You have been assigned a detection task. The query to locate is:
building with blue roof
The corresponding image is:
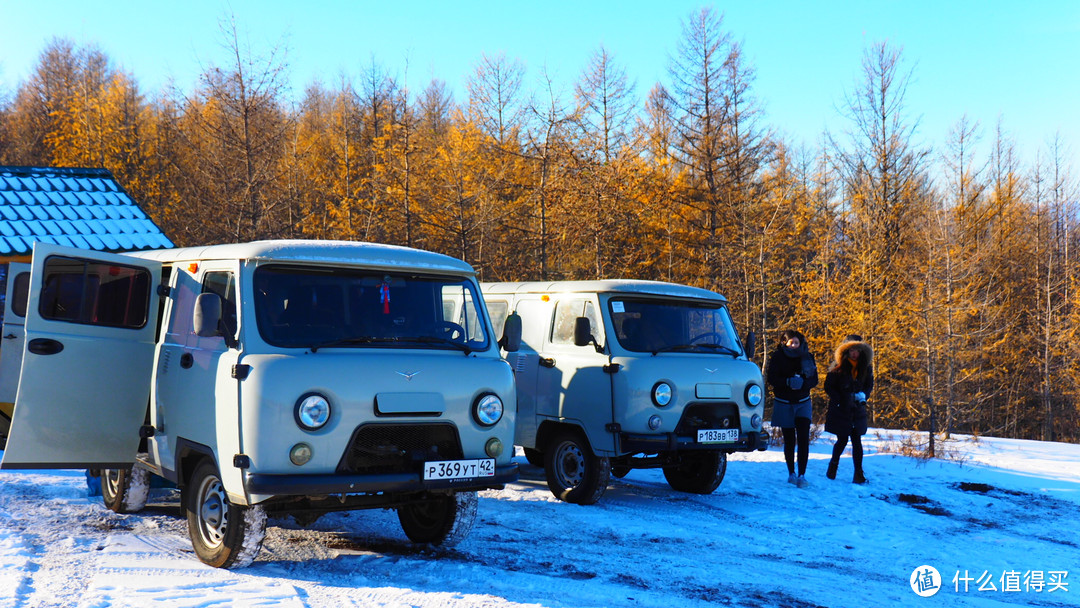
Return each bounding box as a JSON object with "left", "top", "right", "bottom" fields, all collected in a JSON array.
[
  {"left": 0, "top": 166, "right": 172, "bottom": 259},
  {"left": 0, "top": 165, "right": 173, "bottom": 322}
]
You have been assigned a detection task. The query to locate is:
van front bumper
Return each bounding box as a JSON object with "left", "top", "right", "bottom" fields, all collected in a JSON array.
[
  {"left": 620, "top": 430, "right": 769, "bottom": 454},
  {"left": 246, "top": 463, "right": 518, "bottom": 496}
]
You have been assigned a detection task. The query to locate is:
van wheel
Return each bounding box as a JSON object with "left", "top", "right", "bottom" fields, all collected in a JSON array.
[
  {"left": 523, "top": 448, "right": 544, "bottom": 468},
  {"left": 397, "top": 491, "right": 477, "bottom": 547},
  {"left": 184, "top": 461, "right": 266, "bottom": 569},
  {"left": 545, "top": 430, "right": 610, "bottom": 505},
  {"left": 663, "top": 451, "right": 727, "bottom": 494},
  {"left": 101, "top": 467, "right": 150, "bottom": 513}
]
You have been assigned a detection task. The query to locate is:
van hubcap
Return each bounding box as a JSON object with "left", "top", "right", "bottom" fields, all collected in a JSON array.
[
  {"left": 197, "top": 477, "right": 229, "bottom": 547},
  {"left": 554, "top": 441, "right": 585, "bottom": 487}
]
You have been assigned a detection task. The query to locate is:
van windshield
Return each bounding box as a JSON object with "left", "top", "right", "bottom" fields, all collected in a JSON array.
[
  {"left": 254, "top": 265, "right": 490, "bottom": 351},
  {"left": 609, "top": 298, "right": 743, "bottom": 356}
]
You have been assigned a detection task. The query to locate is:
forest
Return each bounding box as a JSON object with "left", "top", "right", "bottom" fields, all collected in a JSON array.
[{"left": 0, "top": 8, "right": 1076, "bottom": 446}]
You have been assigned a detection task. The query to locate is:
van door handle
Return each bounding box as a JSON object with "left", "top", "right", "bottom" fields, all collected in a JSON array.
[
  {"left": 3, "top": 333, "right": 16, "bottom": 340},
  {"left": 539, "top": 357, "right": 556, "bottom": 368},
  {"left": 180, "top": 353, "right": 194, "bottom": 369},
  {"left": 27, "top": 338, "right": 64, "bottom": 355}
]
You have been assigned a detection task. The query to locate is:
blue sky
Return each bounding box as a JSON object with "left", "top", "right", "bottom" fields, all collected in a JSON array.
[{"left": 1, "top": 0, "right": 1077, "bottom": 173}]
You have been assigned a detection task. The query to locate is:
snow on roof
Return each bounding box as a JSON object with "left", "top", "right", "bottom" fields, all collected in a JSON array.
[
  {"left": 127, "top": 239, "right": 476, "bottom": 275},
  {"left": 481, "top": 279, "right": 727, "bottom": 302}
]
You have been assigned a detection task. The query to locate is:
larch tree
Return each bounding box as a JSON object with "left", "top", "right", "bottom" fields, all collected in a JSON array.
[
  {"left": 831, "top": 41, "right": 931, "bottom": 428},
  {"left": 571, "top": 46, "right": 639, "bottom": 279},
  {"left": 180, "top": 16, "right": 294, "bottom": 243},
  {"left": 666, "top": 7, "right": 735, "bottom": 290}
]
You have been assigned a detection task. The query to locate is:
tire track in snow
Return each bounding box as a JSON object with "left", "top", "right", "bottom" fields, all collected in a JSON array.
[{"left": 0, "top": 473, "right": 107, "bottom": 608}]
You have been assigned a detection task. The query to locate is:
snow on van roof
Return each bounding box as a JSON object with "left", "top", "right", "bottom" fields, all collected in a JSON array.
[
  {"left": 481, "top": 279, "right": 727, "bottom": 302},
  {"left": 127, "top": 240, "right": 475, "bottom": 274}
]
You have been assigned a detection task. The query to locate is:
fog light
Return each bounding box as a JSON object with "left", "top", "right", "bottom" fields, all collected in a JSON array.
[
  {"left": 751, "top": 414, "right": 762, "bottom": 429},
  {"left": 648, "top": 415, "right": 662, "bottom": 431},
  {"left": 290, "top": 443, "right": 313, "bottom": 466},
  {"left": 485, "top": 437, "right": 504, "bottom": 458}
]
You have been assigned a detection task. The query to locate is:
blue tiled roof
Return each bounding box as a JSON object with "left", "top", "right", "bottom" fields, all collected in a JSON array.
[{"left": 0, "top": 166, "right": 173, "bottom": 256}]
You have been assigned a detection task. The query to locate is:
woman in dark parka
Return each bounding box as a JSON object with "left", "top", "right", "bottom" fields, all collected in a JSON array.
[
  {"left": 765, "top": 329, "right": 818, "bottom": 488},
  {"left": 823, "top": 335, "right": 874, "bottom": 484}
]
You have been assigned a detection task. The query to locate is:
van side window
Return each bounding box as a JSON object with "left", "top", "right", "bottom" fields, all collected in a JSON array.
[
  {"left": 486, "top": 300, "right": 509, "bottom": 340},
  {"left": 551, "top": 299, "right": 602, "bottom": 346},
  {"left": 38, "top": 256, "right": 150, "bottom": 329},
  {"left": 201, "top": 271, "right": 238, "bottom": 339},
  {"left": 11, "top": 271, "right": 29, "bottom": 318},
  {"left": 154, "top": 267, "right": 173, "bottom": 343}
]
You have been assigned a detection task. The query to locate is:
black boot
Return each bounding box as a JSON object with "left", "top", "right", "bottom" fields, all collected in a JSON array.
[
  {"left": 853, "top": 470, "right": 867, "bottom": 484},
  {"left": 826, "top": 460, "right": 837, "bottom": 480}
]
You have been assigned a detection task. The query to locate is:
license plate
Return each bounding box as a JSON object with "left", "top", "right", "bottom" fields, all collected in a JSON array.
[
  {"left": 697, "top": 429, "right": 739, "bottom": 444},
  {"left": 423, "top": 458, "right": 495, "bottom": 481}
]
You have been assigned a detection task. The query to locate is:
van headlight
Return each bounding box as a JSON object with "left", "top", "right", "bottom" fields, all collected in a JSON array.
[
  {"left": 745, "top": 384, "right": 763, "bottom": 407},
  {"left": 652, "top": 382, "right": 673, "bottom": 407},
  {"left": 474, "top": 393, "right": 504, "bottom": 426},
  {"left": 295, "top": 393, "right": 331, "bottom": 430}
]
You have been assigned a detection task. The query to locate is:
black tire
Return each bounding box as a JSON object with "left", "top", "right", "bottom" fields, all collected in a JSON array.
[
  {"left": 523, "top": 448, "right": 544, "bottom": 468},
  {"left": 101, "top": 467, "right": 150, "bottom": 513},
  {"left": 183, "top": 460, "right": 266, "bottom": 569},
  {"left": 544, "top": 430, "right": 610, "bottom": 505},
  {"left": 397, "top": 491, "right": 477, "bottom": 547},
  {"left": 663, "top": 451, "right": 727, "bottom": 494}
]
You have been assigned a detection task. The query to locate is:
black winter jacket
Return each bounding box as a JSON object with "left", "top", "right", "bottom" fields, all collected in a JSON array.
[
  {"left": 823, "top": 340, "right": 874, "bottom": 436},
  {"left": 765, "top": 344, "right": 818, "bottom": 403}
]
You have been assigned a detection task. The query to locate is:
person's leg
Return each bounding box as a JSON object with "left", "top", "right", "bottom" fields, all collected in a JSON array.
[
  {"left": 851, "top": 433, "right": 866, "bottom": 483},
  {"left": 782, "top": 427, "right": 796, "bottom": 476},
  {"left": 827, "top": 433, "right": 848, "bottom": 480},
  {"left": 794, "top": 417, "right": 811, "bottom": 477}
]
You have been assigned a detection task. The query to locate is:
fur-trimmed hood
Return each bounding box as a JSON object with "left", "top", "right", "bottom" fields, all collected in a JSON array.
[{"left": 831, "top": 339, "right": 873, "bottom": 371}]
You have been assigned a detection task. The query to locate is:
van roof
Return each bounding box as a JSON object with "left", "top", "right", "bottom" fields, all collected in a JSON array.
[
  {"left": 481, "top": 279, "right": 727, "bottom": 303},
  {"left": 127, "top": 240, "right": 475, "bottom": 275}
]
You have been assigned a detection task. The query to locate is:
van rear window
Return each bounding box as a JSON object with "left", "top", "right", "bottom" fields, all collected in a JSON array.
[{"left": 39, "top": 256, "right": 150, "bottom": 329}]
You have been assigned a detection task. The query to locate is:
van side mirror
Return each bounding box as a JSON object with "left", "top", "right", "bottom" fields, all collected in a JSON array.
[
  {"left": 744, "top": 330, "right": 756, "bottom": 360},
  {"left": 194, "top": 293, "right": 223, "bottom": 338},
  {"left": 499, "top": 312, "right": 522, "bottom": 352},
  {"left": 574, "top": 317, "right": 603, "bottom": 352}
]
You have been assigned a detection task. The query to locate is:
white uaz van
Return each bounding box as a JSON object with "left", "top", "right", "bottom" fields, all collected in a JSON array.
[
  {"left": 1, "top": 240, "right": 520, "bottom": 568},
  {"left": 482, "top": 280, "right": 767, "bottom": 504}
]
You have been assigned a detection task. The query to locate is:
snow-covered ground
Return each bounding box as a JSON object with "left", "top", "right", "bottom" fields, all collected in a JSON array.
[{"left": 1, "top": 430, "right": 1078, "bottom": 608}]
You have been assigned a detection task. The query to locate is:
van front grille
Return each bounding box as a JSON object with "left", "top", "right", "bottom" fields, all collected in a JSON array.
[
  {"left": 337, "top": 423, "right": 463, "bottom": 475},
  {"left": 674, "top": 403, "right": 740, "bottom": 436}
]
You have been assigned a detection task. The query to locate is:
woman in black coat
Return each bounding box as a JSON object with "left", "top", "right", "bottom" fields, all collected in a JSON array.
[
  {"left": 823, "top": 335, "right": 874, "bottom": 484},
  {"left": 765, "top": 329, "right": 818, "bottom": 487}
]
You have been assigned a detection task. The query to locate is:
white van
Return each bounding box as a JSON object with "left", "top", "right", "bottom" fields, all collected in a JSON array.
[
  {"left": 482, "top": 280, "right": 767, "bottom": 504},
  {"left": 0, "top": 262, "right": 29, "bottom": 448},
  {"left": 1, "top": 240, "right": 520, "bottom": 568}
]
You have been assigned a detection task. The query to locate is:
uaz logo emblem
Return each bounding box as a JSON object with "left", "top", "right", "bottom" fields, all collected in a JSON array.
[
  {"left": 396, "top": 370, "right": 421, "bottom": 381},
  {"left": 705, "top": 367, "right": 718, "bottom": 373}
]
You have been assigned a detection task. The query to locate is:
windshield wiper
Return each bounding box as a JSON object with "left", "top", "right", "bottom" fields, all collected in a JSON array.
[
  {"left": 690, "top": 342, "right": 741, "bottom": 356},
  {"left": 309, "top": 335, "right": 388, "bottom": 352},
  {"left": 310, "top": 334, "right": 473, "bottom": 354},
  {"left": 651, "top": 343, "right": 740, "bottom": 357},
  {"left": 393, "top": 335, "right": 472, "bottom": 355}
]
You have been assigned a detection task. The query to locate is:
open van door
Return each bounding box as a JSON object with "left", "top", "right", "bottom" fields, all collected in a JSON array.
[
  {"left": 0, "top": 262, "right": 30, "bottom": 446},
  {"left": 1, "top": 243, "right": 161, "bottom": 469}
]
